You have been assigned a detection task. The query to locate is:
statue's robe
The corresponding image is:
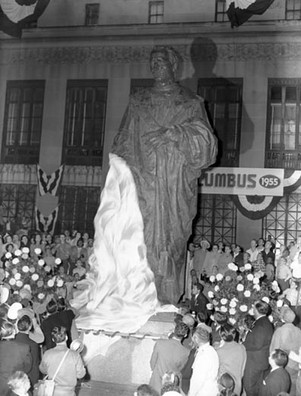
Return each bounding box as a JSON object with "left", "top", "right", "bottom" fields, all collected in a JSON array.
[{"left": 112, "top": 84, "right": 217, "bottom": 303}]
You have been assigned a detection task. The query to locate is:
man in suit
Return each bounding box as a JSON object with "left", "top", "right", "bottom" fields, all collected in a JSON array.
[
  {"left": 259, "top": 349, "right": 291, "bottom": 396},
  {"left": 15, "top": 315, "right": 40, "bottom": 390},
  {"left": 149, "top": 321, "right": 190, "bottom": 393},
  {"left": 190, "top": 282, "right": 209, "bottom": 322},
  {"left": 243, "top": 300, "right": 274, "bottom": 396}
]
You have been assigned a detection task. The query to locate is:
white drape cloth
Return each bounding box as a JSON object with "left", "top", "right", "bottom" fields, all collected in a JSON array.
[{"left": 71, "top": 154, "right": 159, "bottom": 333}]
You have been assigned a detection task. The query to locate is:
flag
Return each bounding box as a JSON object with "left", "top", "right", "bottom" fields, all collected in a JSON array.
[
  {"left": 0, "top": 0, "right": 50, "bottom": 38},
  {"left": 37, "top": 164, "right": 64, "bottom": 196},
  {"left": 35, "top": 206, "right": 58, "bottom": 234},
  {"left": 226, "top": 0, "right": 275, "bottom": 28}
]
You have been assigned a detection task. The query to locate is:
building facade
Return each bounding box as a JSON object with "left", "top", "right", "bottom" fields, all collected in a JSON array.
[{"left": 0, "top": 0, "right": 300, "bottom": 248}]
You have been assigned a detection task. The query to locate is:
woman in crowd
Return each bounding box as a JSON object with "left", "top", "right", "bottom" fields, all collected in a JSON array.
[
  {"left": 215, "top": 324, "right": 246, "bottom": 396},
  {"left": 39, "top": 326, "right": 86, "bottom": 396},
  {"left": 30, "top": 233, "right": 44, "bottom": 259},
  {"left": 20, "top": 235, "right": 30, "bottom": 249},
  {"left": 41, "top": 298, "right": 78, "bottom": 351}
]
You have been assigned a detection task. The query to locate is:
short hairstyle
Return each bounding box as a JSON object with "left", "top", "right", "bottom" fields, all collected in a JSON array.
[
  {"left": 137, "top": 384, "right": 159, "bottom": 396},
  {"left": 46, "top": 299, "right": 58, "bottom": 314},
  {"left": 150, "top": 46, "right": 181, "bottom": 74},
  {"left": 192, "top": 326, "right": 210, "bottom": 345},
  {"left": 220, "top": 323, "right": 237, "bottom": 342},
  {"left": 174, "top": 322, "right": 189, "bottom": 339},
  {"left": 0, "top": 320, "right": 15, "bottom": 339},
  {"left": 194, "top": 282, "right": 204, "bottom": 292},
  {"left": 219, "top": 372, "right": 235, "bottom": 393},
  {"left": 254, "top": 300, "right": 270, "bottom": 316},
  {"left": 17, "top": 315, "right": 32, "bottom": 332},
  {"left": 7, "top": 371, "right": 30, "bottom": 392},
  {"left": 51, "top": 326, "right": 67, "bottom": 344},
  {"left": 196, "top": 311, "right": 207, "bottom": 323},
  {"left": 161, "top": 383, "right": 181, "bottom": 396},
  {"left": 271, "top": 349, "right": 288, "bottom": 368}
]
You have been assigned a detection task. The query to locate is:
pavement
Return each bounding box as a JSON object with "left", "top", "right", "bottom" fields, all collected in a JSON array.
[{"left": 76, "top": 381, "right": 137, "bottom": 396}]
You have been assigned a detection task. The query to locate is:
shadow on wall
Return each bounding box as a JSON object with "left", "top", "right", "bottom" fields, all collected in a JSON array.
[{"left": 180, "top": 36, "right": 254, "bottom": 163}]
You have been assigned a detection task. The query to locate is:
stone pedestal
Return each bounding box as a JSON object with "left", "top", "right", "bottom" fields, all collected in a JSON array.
[{"left": 79, "top": 311, "right": 176, "bottom": 385}]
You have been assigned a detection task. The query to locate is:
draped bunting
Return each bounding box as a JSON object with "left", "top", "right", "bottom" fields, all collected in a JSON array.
[
  {"left": 36, "top": 164, "right": 64, "bottom": 196},
  {"left": 226, "top": 0, "right": 275, "bottom": 28},
  {"left": 0, "top": 0, "right": 50, "bottom": 38},
  {"left": 230, "top": 170, "right": 301, "bottom": 219},
  {"left": 35, "top": 206, "right": 58, "bottom": 234}
]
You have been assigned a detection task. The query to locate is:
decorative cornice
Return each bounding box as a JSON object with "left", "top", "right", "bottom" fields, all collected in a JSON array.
[
  {"left": 62, "top": 165, "right": 102, "bottom": 187},
  {"left": 1, "top": 41, "right": 301, "bottom": 65},
  {"left": 0, "top": 163, "right": 102, "bottom": 187},
  {"left": 0, "top": 164, "right": 36, "bottom": 184}
]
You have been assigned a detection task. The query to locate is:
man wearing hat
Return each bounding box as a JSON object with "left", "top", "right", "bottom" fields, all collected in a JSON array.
[{"left": 269, "top": 306, "right": 301, "bottom": 396}]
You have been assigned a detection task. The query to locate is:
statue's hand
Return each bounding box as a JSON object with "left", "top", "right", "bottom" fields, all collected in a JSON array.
[{"left": 143, "top": 127, "right": 171, "bottom": 150}]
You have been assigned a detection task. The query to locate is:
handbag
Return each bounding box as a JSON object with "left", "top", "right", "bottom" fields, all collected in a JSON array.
[{"left": 34, "top": 349, "right": 69, "bottom": 396}]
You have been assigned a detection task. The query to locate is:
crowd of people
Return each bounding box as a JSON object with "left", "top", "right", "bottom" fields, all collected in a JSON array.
[
  {"left": 0, "top": 229, "right": 94, "bottom": 287},
  {"left": 139, "top": 235, "right": 301, "bottom": 396},
  {"left": 0, "top": 228, "right": 91, "bottom": 396},
  {"left": 1, "top": 229, "right": 301, "bottom": 396}
]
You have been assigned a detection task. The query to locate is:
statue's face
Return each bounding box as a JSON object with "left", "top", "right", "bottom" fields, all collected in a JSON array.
[{"left": 150, "top": 50, "right": 174, "bottom": 83}]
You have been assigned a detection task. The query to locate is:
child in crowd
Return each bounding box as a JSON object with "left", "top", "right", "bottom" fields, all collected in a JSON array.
[
  {"left": 135, "top": 384, "right": 159, "bottom": 396},
  {"left": 218, "top": 373, "right": 237, "bottom": 396},
  {"left": 279, "top": 281, "right": 298, "bottom": 307},
  {"left": 263, "top": 262, "right": 275, "bottom": 285},
  {"left": 7, "top": 371, "right": 31, "bottom": 396},
  {"left": 72, "top": 259, "right": 86, "bottom": 280},
  {"left": 276, "top": 257, "right": 292, "bottom": 292},
  {"left": 161, "top": 371, "right": 184, "bottom": 395}
]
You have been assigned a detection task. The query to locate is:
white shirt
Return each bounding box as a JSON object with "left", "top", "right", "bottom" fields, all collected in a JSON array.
[
  {"left": 246, "top": 248, "right": 259, "bottom": 263},
  {"left": 189, "top": 342, "right": 219, "bottom": 396}
]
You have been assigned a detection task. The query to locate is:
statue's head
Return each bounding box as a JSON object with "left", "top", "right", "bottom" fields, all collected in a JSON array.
[{"left": 150, "top": 46, "right": 180, "bottom": 84}]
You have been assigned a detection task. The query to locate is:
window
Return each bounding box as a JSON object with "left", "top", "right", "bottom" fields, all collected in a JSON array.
[
  {"left": 263, "top": 193, "right": 301, "bottom": 248},
  {"left": 198, "top": 78, "right": 243, "bottom": 167},
  {"left": 1, "top": 81, "right": 45, "bottom": 164},
  {"left": 193, "top": 194, "right": 237, "bottom": 245},
  {"left": 149, "top": 1, "right": 164, "bottom": 24},
  {"left": 63, "top": 80, "right": 108, "bottom": 166},
  {"left": 0, "top": 184, "right": 36, "bottom": 229},
  {"left": 85, "top": 3, "right": 100, "bottom": 26},
  {"left": 266, "top": 79, "right": 301, "bottom": 169},
  {"left": 58, "top": 186, "right": 100, "bottom": 236},
  {"left": 215, "top": 0, "right": 228, "bottom": 22},
  {"left": 286, "top": 0, "right": 301, "bottom": 20}
]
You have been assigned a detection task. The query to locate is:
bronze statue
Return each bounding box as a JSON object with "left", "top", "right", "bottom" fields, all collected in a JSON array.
[{"left": 112, "top": 46, "right": 217, "bottom": 303}]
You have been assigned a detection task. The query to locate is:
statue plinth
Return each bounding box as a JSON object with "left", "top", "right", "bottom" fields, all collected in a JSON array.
[{"left": 79, "top": 312, "right": 176, "bottom": 385}]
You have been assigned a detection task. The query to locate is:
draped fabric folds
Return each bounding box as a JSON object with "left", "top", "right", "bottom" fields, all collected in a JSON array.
[{"left": 71, "top": 154, "right": 159, "bottom": 333}]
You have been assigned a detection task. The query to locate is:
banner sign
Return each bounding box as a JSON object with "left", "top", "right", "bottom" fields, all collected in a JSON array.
[{"left": 200, "top": 167, "right": 284, "bottom": 196}]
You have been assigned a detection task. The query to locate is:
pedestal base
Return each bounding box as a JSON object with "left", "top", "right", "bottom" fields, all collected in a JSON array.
[{"left": 79, "top": 311, "right": 176, "bottom": 385}]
